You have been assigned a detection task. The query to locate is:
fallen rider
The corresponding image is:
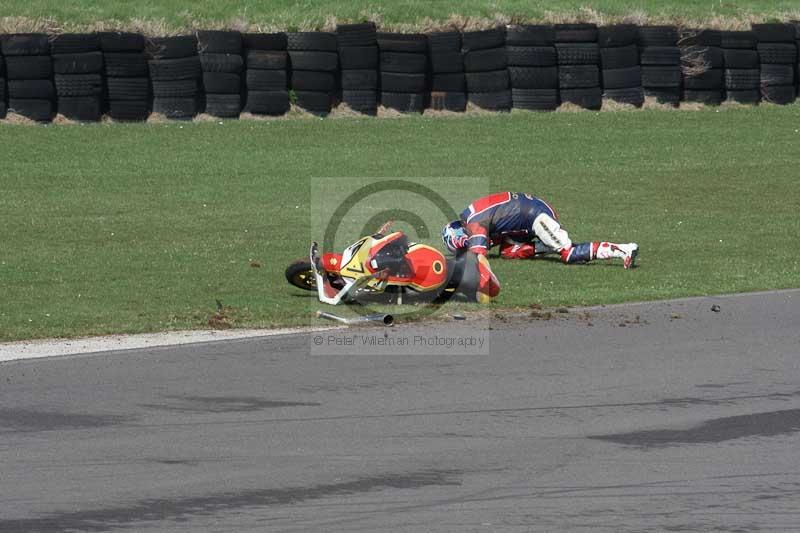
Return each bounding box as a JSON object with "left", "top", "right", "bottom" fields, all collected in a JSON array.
[{"left": 442, "top": 192, "right": 639, "bottom": 268}]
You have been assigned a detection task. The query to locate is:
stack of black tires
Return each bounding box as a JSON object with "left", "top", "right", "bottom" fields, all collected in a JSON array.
[
  {"left": 555, "top": 23, "right": 601, "bottom": 110},
  {"left": 337, "top": 22, "right": 379, "bottom": 115},
  {"left": 3, "top": 33, "right": 54, "bottom": 121},
  {"left": 242, "top": 33, "right": 289, "bottom": 116},
  {"left": 753, "top": 24, "right": 797, "bottom": 105},
  {"left": 463, "top": 27, "right": 510, "bottom": 111},
  {"left": 51, "top": 33, "right": 104, "bottom": 121},
  {"left": 101, "top": 32, "right": 150, "bottom": 121},
  {"left": 198, "top": 31, "right": 243, "bottom": 118},
  {"left": 720, "top": 30, "right": 760, "bottom": 104},
  {"left": 795, "top": 22, "right": 800, "bottom": 96},
  {"left": 638, "top": 26, "right": 681, "bottom": 106},
  {"left": 506, "top": 25, "right": 559, "bottom": 111},
  {"left": 0, "top": 49, "right": 5, "bottom": 118},
  {"left": 288, "top": 32, "right": 338, "bottom": 115},
  {"left": 428, "top": 31, "right": 466, "bottom": 112},
  {"left": 599, "top": 24, "right": 643, "bottom": 107},
  {"left": 378, "top": 32, "right": 428, "bottom": 113},
  {"left": 680, "top": 29, "right": 724, "bottom": 105},
  {"left": 147, "top": 36, "right": 201, "bottom": 119}
]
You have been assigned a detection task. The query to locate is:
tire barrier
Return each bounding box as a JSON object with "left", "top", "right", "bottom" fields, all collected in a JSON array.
[
  {"left": 463, "top": 27, "right": 510, "bottom": 111},
  {"left": 198, "top": 30, "right": 243, "bottom": 118},
  {"left": 288, "top": 31, "right": 338, "bottom": 114},
  {"left": 1, "top": 24, "right": 799, "bottom": 122},
  {"left": 0, "top": 53, "right": 5, "bottom": 118},
  {"left": 243, "top": 32, "right": 289, "bottom": 116},
  {"left": 721, "top": 30, "right": 760, "bottom": 104},
  {"left": 680, "top": 29, "right": 724, "bottom": 105},
  {"left": 337, "top": 22, "right": 379, "bottom": 115},
  {"left": 639, "top": 25, "right": 681, "bottom": 106},
  {"left": 52, "top": 33, "right": 103, "bottom": 121},
  {"left": 795, "top": 22, "right": 800, "bottom": 97},
  {"left": 599, "top": 24, "right": 643, "bottom": 107},
  {"left": 147, "top": 35, "right": 201, "bottom": 119},
  {"left": 102, "top": 32, "right": 150, "bottom": 121},
  {"left": 753, "top": 23, "right": 797, "bottom": 105},
  {"left": 429, "top": 30, "right": 466, "bottom": 112},
  {"left": 555, "top": 23, "right": 602, "bottom": 110},
  {"left": 506, "top": 25, "right": 558, "bottom": 111},
  {"left": 378, "top": 32, "right": 428, "bottom": 113},
  {"left": 3, "top": 33, "right": 54, "bottom": 121}
]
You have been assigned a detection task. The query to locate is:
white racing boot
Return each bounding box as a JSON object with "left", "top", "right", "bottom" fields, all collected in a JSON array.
[{"left": 595, "top": 242, "right": 639, "bottom": 269}]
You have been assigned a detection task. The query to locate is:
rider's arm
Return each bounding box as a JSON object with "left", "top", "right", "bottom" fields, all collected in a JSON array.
[{"left": 465, "top": 222, "right": 489, "bottom": 255}]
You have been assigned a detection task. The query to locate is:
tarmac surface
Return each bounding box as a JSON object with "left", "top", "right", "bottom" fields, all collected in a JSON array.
[{"left": 1, "top": 289, "right": 799, "bottom": 532}]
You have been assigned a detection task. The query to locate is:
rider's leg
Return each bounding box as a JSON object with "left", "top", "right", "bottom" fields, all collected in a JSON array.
[
  {"left": 532, "top": 213, "right": 638, "bottom": 268},
  {"left": 500, "top": 238, "right": 536, "bottom": 259}
]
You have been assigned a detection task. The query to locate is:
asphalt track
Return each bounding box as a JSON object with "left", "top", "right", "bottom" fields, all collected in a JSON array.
[{"left": 1, "top": 290, "right": 799, "bottom": 532}]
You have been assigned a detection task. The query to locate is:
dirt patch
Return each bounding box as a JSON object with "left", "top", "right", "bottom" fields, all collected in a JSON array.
[
  {"left": 601, "top": 99, "right": 641, "bottom": 112},
  {"left": 376, "top": 106, "right": 418, "bottom": 119},
  {"left": 145, "top": 113, "right": 171, "bottom": 124},
  {"left": 464, "top": 102, "right": 508, "bottom": 116},
  {"left": 207, "top": 301, "right": 249, "bottom": 330},
  {"left": 677, "top": 101, "right": 707, "bottom": 111},
  {"left": 52, "top": 114, "right": 82, "bottom": 125},
  {"left": 1, "top": 112, "right": 46, "bottom": 126},
  {"left": 329, "top": 104, "right": 375, "bottom": 119},
  {"left": 719, "top": 100, "right": 753, "bottom": 110},
  {"left": 192, "top": 113, "right": 224, "bottom": 123},
  {"left": 555, "top": 102, "right": 589, "bottom": 113},
  {"left": 642, "top": 96, "right": 678, "bottom": 110},
  {"left": 529, "top": 309, "right": 553, "bottom": 321},
  {"left": 423, "top": 108, "right": 467, "bottom": 118}
]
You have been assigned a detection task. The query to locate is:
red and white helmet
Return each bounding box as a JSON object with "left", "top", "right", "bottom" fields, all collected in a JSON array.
[{"left": 441, "top": 220, "right": 468, "bottom": 254}]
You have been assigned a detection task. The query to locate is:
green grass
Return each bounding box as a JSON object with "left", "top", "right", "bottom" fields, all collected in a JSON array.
[
  {"left": 2, "top": 0, "right": 800, "bottom": 31},
  {"left": 1, "top": 105, "right": 799, "bottom": 341}
]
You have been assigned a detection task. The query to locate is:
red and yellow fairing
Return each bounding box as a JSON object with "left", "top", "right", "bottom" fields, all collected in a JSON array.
[{"left": 402, "top": 243, "right": 448, "bottom": 291}]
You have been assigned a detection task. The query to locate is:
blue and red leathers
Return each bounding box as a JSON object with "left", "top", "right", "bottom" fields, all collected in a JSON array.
[
  {"left": 460, "top": 192, "right": 557, "bottom": 253},
  {"left": 458, "top": 192, "right": 602, "bottom": 263}
]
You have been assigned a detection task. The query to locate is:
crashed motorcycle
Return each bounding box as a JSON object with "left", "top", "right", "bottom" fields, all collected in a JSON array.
[{"left": 284, "top": 230, "right": 500, "bottom": 305}]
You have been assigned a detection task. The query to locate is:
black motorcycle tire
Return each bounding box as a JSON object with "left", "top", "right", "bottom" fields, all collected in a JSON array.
[{"left": 285, "top": 260, "right": 317, "bottom": 291}]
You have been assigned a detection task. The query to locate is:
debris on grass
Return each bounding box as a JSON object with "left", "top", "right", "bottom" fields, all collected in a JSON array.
[
  {"left": 329, "top": 104, "right": 375, "bottom": 119},
  {"left": 642, "top": 96, "right": 678, "bottom": 110},
  {"left": 52, "top": 114, "right": 81, "bottom": 125},
  {"left": 530, "top": 309, "right": 553, "bottom": 320},
  {"left": 146, "top": 113, "right": 171, "bottom": 124},
  {"left": 678, "top": 101, "right": 706, "bottom": 111},
  {"left": 601, "top": 99, "right": 641, "bottom": 112},
  {"left": 1, "top": 112, "right": 44, "bottom": 126},
  {"left": 555, "top": 102, "right": 587, "bottom": 113},
  {"left": 422, "top": 108, "right": 467, "bottom": 118},
  {"left": 465, "top": 102, "right": 508, "bottom": 116},
  {"left": 376, "top": 106, "right": 414, "bottom": 119},
  {"left": 207, "top": 300, "right": 249, "bottom": 329}
]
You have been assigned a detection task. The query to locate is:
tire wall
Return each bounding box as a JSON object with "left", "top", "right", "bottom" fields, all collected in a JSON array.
[{"left": 1, "top": 23, "right": 799, "bottom": 122}]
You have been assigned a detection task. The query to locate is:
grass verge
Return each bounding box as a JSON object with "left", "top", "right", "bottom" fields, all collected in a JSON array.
[
  {"left": 1, "top": 1, "right": 799, "bottom": 33},
  {"left": 1, "top": 105, "right": 799, "bottom": 341}
]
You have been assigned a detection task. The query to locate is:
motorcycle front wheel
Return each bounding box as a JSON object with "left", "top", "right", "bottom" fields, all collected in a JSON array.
[{"left": 285, "top": 260, "right": 317, "bottom": 291}]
